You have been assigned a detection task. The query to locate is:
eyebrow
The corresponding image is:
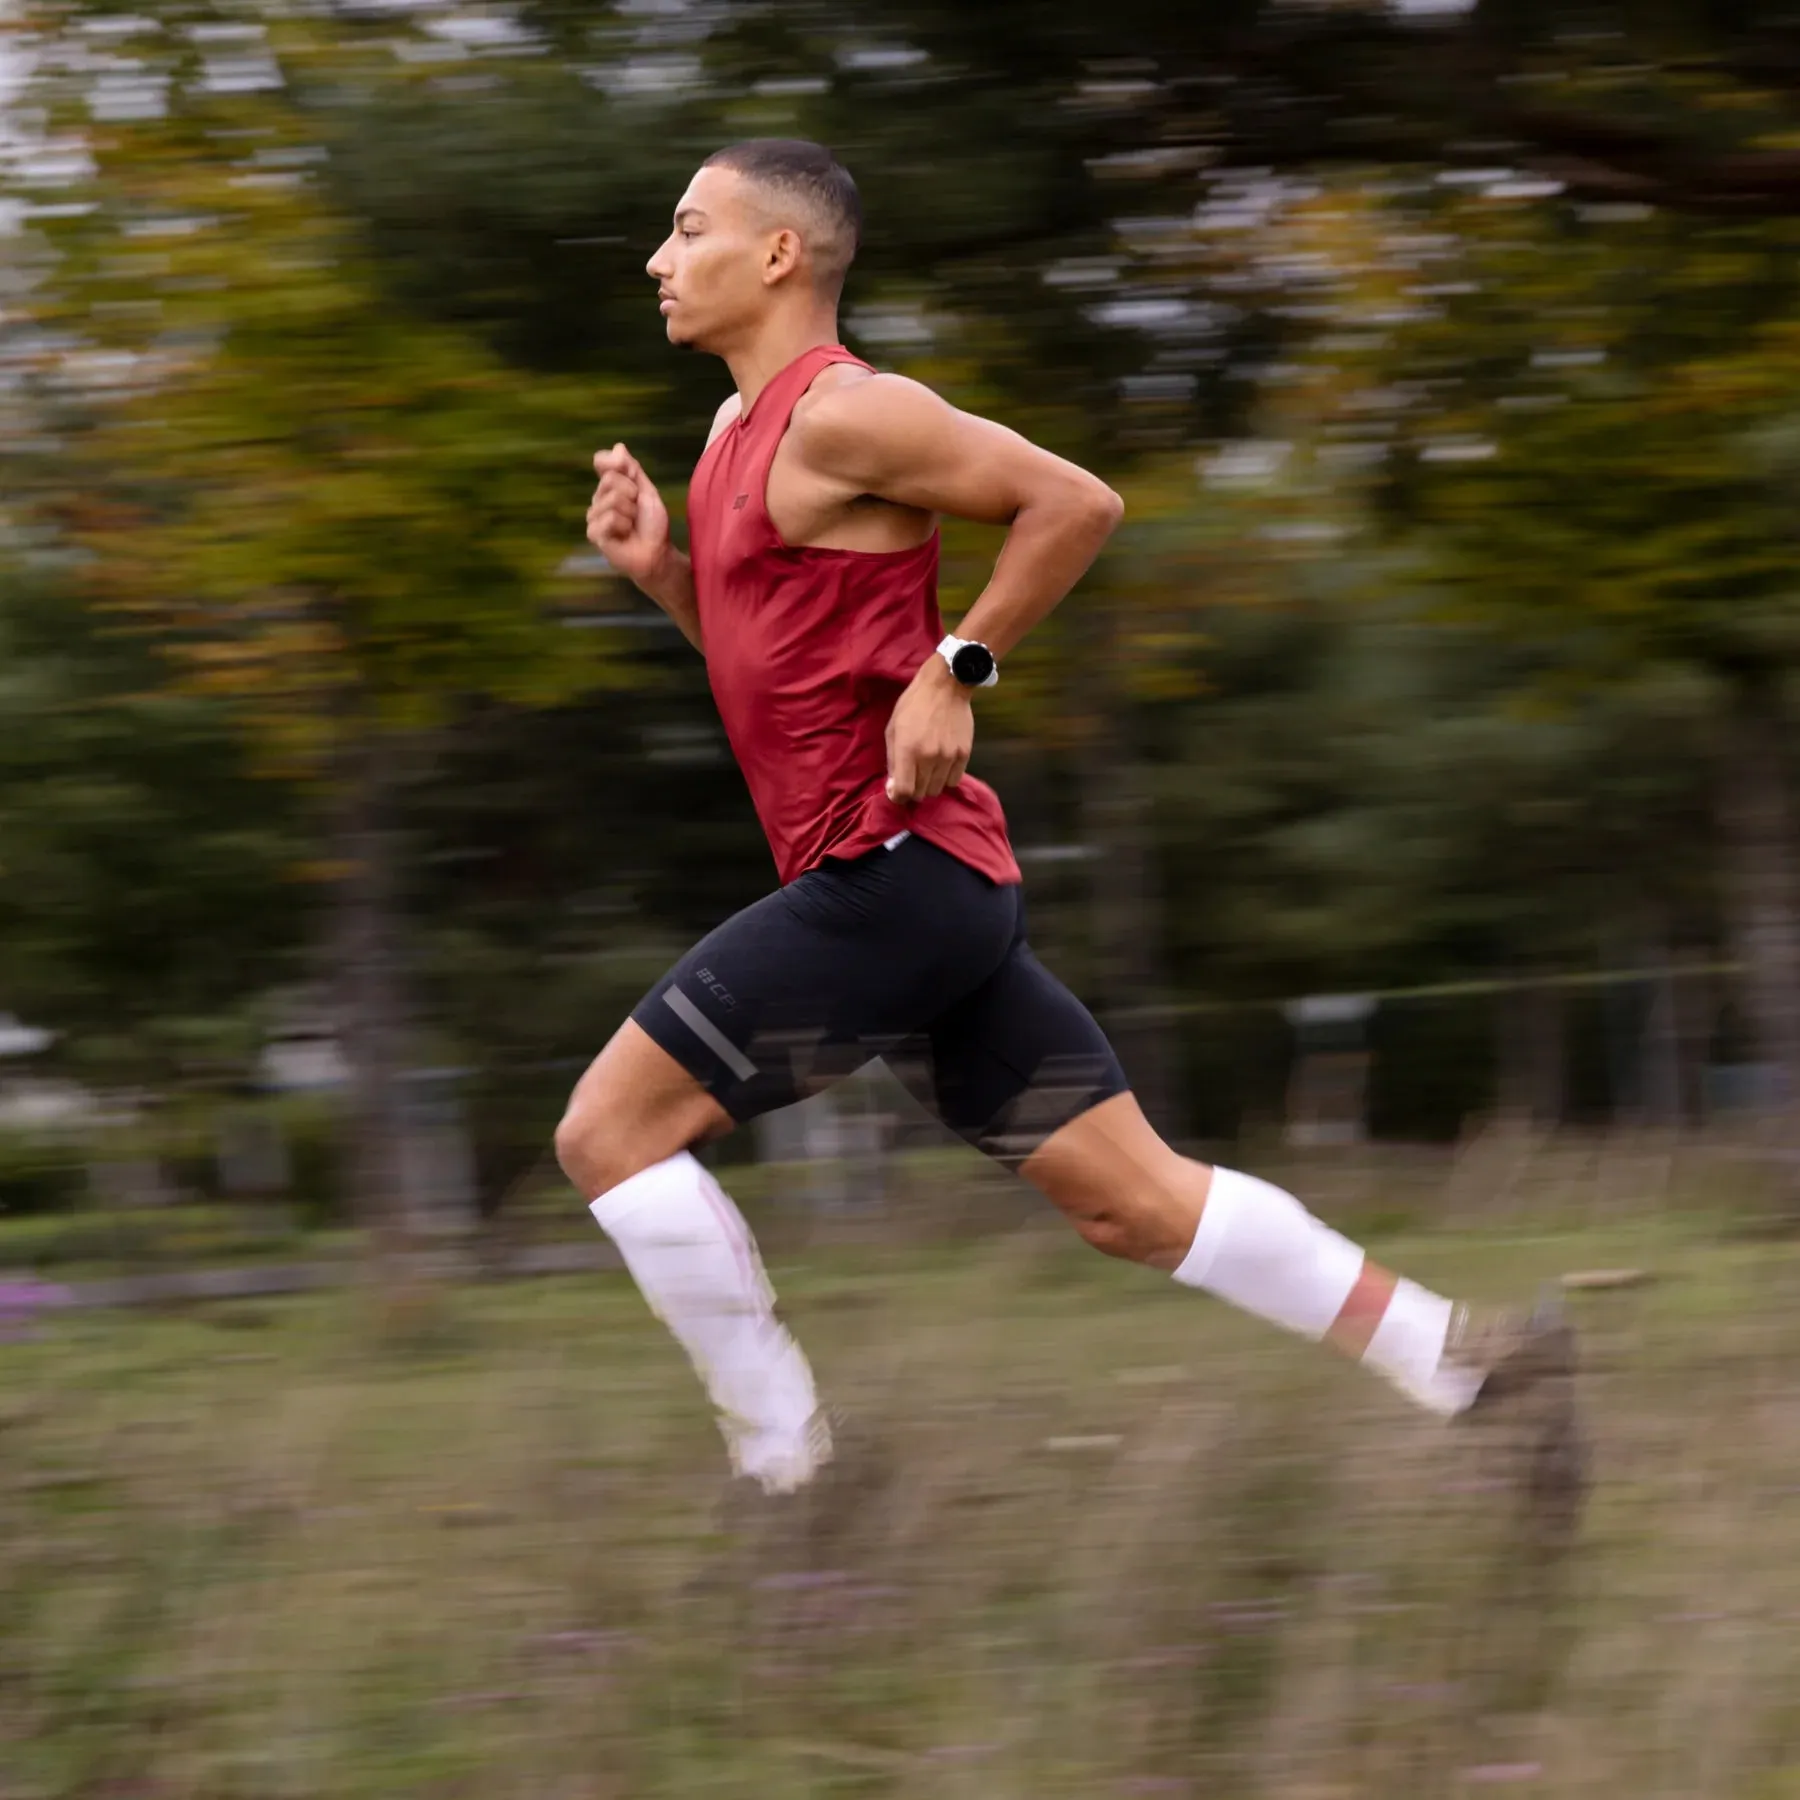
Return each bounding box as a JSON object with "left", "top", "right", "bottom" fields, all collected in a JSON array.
[{"left": 674, "top": 207, "right": 707, "bottom": 227}]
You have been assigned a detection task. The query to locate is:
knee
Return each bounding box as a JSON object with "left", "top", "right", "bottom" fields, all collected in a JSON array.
[
  {"left": 554, "top": 1086, "right": 715, "bottom": 1203},
  {"left": 1069, "top": 1205, "right": 1149, "bottom": 1263},
  {"left": 1022, "top": 1095, "right": 1209, "bottom": 1271},
  {"left": 1066, "top": 1159, "right": 1209, "bottom": 1270},
  {"left": 554, "top": 1095, "right": 624, "bottom": 1200}
]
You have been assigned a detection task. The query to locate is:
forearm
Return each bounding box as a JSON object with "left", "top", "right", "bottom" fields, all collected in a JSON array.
[
  {"left": 951, "top": 492, "right": 1122, "bottom": 659},
  {"left": 636, "top": 547, "right": 703, "bottom": 653}
]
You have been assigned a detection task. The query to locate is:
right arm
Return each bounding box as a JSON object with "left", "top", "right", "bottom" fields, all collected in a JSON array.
[
  {"left": 629, "top": 538, "right": 703, "bottom": 655},
  {"left": 588, "top": 401, "right": 737, "bottom": 656},
  {"left": 587, "top": 442, "right": 702, "bottom": 653}
]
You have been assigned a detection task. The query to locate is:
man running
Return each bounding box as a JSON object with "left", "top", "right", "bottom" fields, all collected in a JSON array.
[{"left": 561, "top": 138, "right": 1583, "bottom": 1516}]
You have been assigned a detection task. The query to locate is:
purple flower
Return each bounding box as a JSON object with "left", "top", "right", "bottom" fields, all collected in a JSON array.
[
  {"left": 0, "top": 1279, "right": 73, "bottom": 1343},
  {"left": 754, "top": 1569, "right": 850, "bottom": 1593}
]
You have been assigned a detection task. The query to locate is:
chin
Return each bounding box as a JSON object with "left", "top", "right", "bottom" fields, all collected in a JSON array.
[{"left": 665, "top": 318, "right": 709, "bottom": 353}]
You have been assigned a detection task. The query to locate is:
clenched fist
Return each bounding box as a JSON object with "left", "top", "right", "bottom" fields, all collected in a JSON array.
[
  {"left": 588, "top": 444, "right": 672, "bottom": 587},
  {"left": 885, "top": 654, "right": 974, "bottom": 805}
]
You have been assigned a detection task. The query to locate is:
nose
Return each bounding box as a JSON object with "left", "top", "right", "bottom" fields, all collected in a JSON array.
[{"left": 646, "top": 237, "right": 674, "bottom": 281}]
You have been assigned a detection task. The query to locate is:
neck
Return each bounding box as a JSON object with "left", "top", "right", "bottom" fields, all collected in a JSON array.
[{"left": 723, "top": 309, "right": 841, "bottom": 416}]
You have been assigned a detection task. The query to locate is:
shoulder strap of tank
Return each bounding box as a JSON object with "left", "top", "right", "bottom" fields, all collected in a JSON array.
[{"left": 743, "top": 343, "right": 869, "bottom": 436}]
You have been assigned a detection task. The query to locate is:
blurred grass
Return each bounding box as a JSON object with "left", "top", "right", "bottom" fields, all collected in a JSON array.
[
  {"left": 2, "top": 1172, "right": 1798, "bottom": 1799},
  {"left": 1, "top": 1122, "right": 1783, "bottom": 1285},
  {"left": 0, "top": 1204, "right": 350, "bottom": 1283}
]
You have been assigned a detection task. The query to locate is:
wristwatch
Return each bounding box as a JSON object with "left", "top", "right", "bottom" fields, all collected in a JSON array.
[{"left": 937, "top": 634, "right": 999, "bottom": 689}]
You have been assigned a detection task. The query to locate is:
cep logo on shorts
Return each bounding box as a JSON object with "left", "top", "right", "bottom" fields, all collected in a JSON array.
[{"left": 694, "top": 967, "right": 736, "bottom": 1011}]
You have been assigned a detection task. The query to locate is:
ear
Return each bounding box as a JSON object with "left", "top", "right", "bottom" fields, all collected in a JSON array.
[{"left": 760, "top": 227, "right": 804, "bottom": 288}]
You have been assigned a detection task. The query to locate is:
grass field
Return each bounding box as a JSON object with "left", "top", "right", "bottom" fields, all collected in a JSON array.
[{"left": 3, "top": 1146, "right": 1799, "bottom": 1799}]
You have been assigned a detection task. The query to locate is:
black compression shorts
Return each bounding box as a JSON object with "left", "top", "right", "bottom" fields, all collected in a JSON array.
[{"left": 630, "top": 833, "right": 1129, "bottom": 1166}]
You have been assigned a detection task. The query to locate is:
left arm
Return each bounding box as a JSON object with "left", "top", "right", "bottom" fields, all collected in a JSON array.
[{"left": 793, "top": 376, "right": 1124, "bottom": 803}]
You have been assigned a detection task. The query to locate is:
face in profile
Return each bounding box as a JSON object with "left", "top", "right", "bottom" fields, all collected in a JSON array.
[{"left": 646, "top": 164, "right": 788, "bottom": 353}]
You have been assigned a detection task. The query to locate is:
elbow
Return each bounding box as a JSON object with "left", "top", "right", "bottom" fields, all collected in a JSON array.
[
  {"left": 1024, "top": 475, "right": 1124, "bottom": 540},
  {"left": 1086, "top": 480, "right": 1125, "bottom": 537}
]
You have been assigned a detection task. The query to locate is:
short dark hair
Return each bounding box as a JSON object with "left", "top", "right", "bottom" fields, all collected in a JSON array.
[{"left": 703, "top": 138, "right": 862, "bottom": 293}]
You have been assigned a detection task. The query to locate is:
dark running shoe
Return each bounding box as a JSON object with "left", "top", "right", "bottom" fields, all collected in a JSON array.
[{"left": 1445, "top": 1289, "right": 1589, "bottom": 1545}]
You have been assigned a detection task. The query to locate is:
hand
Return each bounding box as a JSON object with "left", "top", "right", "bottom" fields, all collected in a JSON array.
[
  {"left": 588, "top": 443, "right": 672, "bottom": 587},
  {"left": 885, "top": 656, "right": 974, "bottom": 805}
]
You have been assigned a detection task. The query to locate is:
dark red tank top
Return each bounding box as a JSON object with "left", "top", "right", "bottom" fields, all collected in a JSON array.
[{"left": 687, "top": 344, "right": 1021, "bottom": 889}]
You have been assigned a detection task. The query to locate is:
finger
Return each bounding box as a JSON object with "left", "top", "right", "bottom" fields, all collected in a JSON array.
[
  {"left": 589, "top": 504, "right": 635, "bottom": 544},
  {"left": 593, "top": 472, "right": 637, "bottom": 504},
  {"left": 593, "top": 444, "right": 629, "bottom": 475},
  {"left": 946, "top": 751, "right": 969, "bottom": 790},
  {"left": 587, "top": 493, "right": 634, "bottom": 529},
  {"left": 589, "top": 484, "right": 637, "bottom": 521},
  {"left": 608, "top": 447, "right": 651, "bottom": 493},
  {"left": 887, "top": 742, "right": 918, "bottom": 804}
]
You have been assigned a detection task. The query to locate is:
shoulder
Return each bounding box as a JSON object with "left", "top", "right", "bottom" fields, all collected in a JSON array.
[
  {"left": 790, "top": 370, "right": 954, "bottom": 467},
  {"left": 705, "top": 392, "right": 743, "bottom": 448}
]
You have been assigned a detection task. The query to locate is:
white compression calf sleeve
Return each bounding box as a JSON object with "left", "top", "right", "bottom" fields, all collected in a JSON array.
[
  {"left": 589, "top": 1151, "right": 828, "bottom": 1492},
  {"left": 1173, "top": 1165, "right": 1366, "bottom": 1339},
  {"left": 1172, "top": 1166, "right": 1476, "bottom": 1416}
]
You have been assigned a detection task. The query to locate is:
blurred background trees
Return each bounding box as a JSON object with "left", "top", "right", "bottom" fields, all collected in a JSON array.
[{"left": 6, "top": 0, "right": 1800, "bottom": 1229}]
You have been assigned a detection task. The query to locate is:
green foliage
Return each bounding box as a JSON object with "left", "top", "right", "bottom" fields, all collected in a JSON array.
[
  {"left": 27, "top": 144, "right": 633, "bottom": 781},
  {"left": 0, "top": 1131, "right": 88, "bottom": 1219},
  {"left": 0, "top": 567, "right": 308, "bottom": 1061},
  {"left": 9, "top": 0, "right": 1800, "bottom": 1145},
  {"left": 1363, "top": 200, "right": 1800, "bottom": 681}
]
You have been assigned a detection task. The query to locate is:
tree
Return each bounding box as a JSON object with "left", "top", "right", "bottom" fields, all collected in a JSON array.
[
  {"left": 9, "top": 10, "right": 643, "bottom": 1239},
  {"left": 15, "top": 0, "right": 1797, "bottom": 1179},
  {"left": 1302, "top": 172, "right": 1800, "bottom": 1111},
  {"left": 0, "top": 561, "right": 307, "bottom": 1080}
]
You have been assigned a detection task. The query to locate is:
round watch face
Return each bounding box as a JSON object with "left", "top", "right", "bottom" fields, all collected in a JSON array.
[{"left": 950, "top": 642, "right": 995, "bottom": 686}]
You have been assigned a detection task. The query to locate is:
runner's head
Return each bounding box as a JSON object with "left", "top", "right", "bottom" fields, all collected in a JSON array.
[{"left": 648, "top": 139, "right": 861, "bottom": 352}]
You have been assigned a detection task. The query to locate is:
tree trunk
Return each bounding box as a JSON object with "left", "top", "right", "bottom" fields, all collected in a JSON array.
[
  {"left": 1069, "top": 592, "right": 1184, "bottom": 1141},
  {"left": 1715, "top": 691, "right": 1800, "bottom": 1116},
  {"left": 1672, "top": 957, "right": 1718, "bottom": 1127},
  {"left": 1495, "top": 980, "right": 1565, "bottom": 1129},
  {"left": 330, "top": 731, "right": 432, "bottom": 1282},
  {"left": 1637, "top": 918, "right": 1683, "bottom": 1130},
  {"left": 1080, "top": 748, "right": 1180, "bottom": 1141}
]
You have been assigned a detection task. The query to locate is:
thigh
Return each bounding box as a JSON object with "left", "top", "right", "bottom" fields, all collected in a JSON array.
[
  {"left": 631, "top": 838, "right": 1018, "bottom": 1127},
  {"left": 918, "top": 931, "right": 1131, "bottom": 1168}
]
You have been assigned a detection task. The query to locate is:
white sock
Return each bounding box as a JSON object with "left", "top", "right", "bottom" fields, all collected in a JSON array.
[
  {"left": 1173, "top": 1166, "right": 1477, "bottom": 1417},
  {"left": 589, "top": 1151, "right": 829, "bottom": 1491},
  {"left": 1363, "top": 1280, "right": 1483, "bottom": 1416}
]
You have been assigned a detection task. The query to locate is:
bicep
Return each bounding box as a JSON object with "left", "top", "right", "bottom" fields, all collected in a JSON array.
[{"left": 802, "top": 379, "right": 1101, "bottom": 526}]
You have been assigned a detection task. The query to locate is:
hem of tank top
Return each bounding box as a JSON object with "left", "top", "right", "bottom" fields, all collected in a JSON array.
[{"left": 785, "top": 831, "right": 1021, "bottom": 887}]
